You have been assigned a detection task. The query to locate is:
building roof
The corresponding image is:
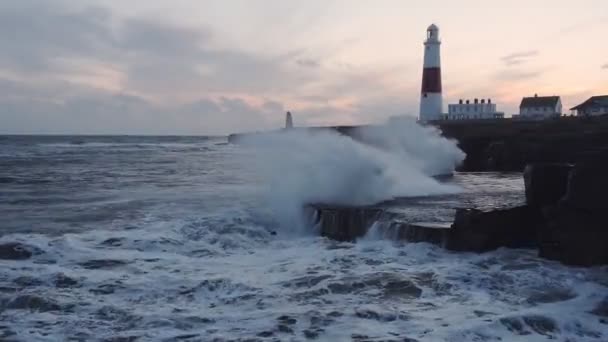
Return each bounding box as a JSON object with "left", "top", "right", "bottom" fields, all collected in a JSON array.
[
  {"left": 428, "top": 24, "right": 439, "bottom": 31},
  {"left": 520, "top": 95, "right": 560, "bottom": 108},
  {"left": 570, "top": 95, "right": 608, "bottom": 110}
]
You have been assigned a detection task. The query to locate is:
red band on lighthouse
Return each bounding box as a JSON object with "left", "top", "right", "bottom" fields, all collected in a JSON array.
[{"left": 421, "top": 67, "right": 442, "bottom": 93}]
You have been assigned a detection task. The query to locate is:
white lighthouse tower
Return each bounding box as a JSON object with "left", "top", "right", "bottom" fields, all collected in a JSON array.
[{"left": 419, "top": 24, "right": 443, "bottom": 122}]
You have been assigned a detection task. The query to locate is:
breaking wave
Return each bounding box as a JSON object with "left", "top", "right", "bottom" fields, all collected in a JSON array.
[{"left": 238, "top": 117, "right": 465, "bottom": 231}]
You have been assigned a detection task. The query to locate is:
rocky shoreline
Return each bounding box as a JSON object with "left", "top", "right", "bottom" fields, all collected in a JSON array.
[
  {"left": 438, "top": 115, "right": 608, "bottom": 172},
  {"left": 308, "top": 159, "right": 608, "bottom": 267}
]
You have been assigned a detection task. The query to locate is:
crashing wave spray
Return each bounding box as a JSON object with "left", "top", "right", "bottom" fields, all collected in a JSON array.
[{"left": 238, "top": 117, "right": 465, "bottom": 233}]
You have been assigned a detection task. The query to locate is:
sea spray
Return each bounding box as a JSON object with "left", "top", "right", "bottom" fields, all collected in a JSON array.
[{"left": 238, "top": 118, "right": 465, "bottom": 232}]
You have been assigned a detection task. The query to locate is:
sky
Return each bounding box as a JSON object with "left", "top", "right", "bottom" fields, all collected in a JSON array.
[{"left": 0, "top": 0, "right": 606, "bottom": 135}]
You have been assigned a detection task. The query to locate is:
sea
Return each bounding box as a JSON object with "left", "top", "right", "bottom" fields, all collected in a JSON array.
[{"left": 0, "top": 130, "right": 607, "bottom": 342}]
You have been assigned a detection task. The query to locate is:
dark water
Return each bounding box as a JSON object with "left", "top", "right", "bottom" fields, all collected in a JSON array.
[{"left": 0, "top": 135, "right": 606, "bottom": 341}]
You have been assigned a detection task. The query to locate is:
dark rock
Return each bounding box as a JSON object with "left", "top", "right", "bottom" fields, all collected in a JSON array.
[
  {"left": 100, "top": 238, "right": 125, "bottom": 247},
  {"left": 526, "top": 288, "right": 576, "bottom": 304},
  {"left": 327, "top": 311, "right": 343, "bottom": 317},
  {"left": 79, "top": 259, "right": 130, "bottom": 269},
  {"left": 446, "top": 205, "right": 543, "bottom": 252},
  {"left": 2, "top": 295, "right": 61, "bottom": 312},
  {"left": 277, "top": 315, "right": 297, "bottom": 325},
  {"left": 354, "top": 309, "right": 401, "bottom": 322},
  {"left": 499, "top": 317, "right": 528, "bottom": 335},
  {"left": 383, "top": 279, "right": 422, "bottom": 298},
  {"left": 523, "top": 163, "right": 573, "bottom": 207},
  {"left": 90, "top": 284, "right": 121, "bottom": 295},
  {"left": 310, "top": 205, "right": 383, "bottom": 241},
  {"left": 373, "top": 221, "right": 450, "bottom": 244},
  {"left": 277, "top": 324, "right": 293, "bottom": 334},
  {"left": 0, "top": 242, "right": 41, "bottom": 260},
  {"left": 303, "top": 329, "right": 321, "bottom": 339},
  {"left": 561, "top": 159, "right": 608, "bottom": 211},
  {"left": 102, "top": 337, "right": 140, "bottom": 342},
  {"left": 282, "top": 275, "right": 332, "bottom": 288},
  {"left": 256, "top": 331, "right": 274, "bottom": 337},
  {"left": 165, "top": 334, "right": 200, "bottom": 341},
  {"left": 590, "top": 298, "right": 608, "bottom": 317},
  {"left": 54, "top": 273, "right": 79, "bottom": 288},
  {"left": 539, "top": 160, "right": 608, "bottom": 266},
  {"left": 522, "top": 315, "right": 559, "bottom": 337},
  {"left": 13, "top": 276, "right": 43, "bottom": 287},
  {"left": 539, "top": 208, "right": 608, "bottom": 266}
]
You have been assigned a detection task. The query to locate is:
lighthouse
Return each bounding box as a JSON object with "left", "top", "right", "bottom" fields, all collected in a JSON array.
[{"left": 419, "top": 24, "right": 443, "bottom": 122}]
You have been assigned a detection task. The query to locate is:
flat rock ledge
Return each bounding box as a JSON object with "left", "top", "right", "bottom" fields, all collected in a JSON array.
[{"left": 307, "top": 158, "right": 608, "bottom": 267}]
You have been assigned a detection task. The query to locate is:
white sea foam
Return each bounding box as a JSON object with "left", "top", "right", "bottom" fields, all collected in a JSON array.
[{"left": 239, "top": 118, "right": 465, "bottom": 232}]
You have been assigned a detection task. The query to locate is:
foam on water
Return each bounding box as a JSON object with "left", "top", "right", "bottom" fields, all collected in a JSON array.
[
  {"left": 0, "top": 134, "right": 607, "bottom": 341},
  {"left": 2, "top": 228, "right": 607, "bottom": 341}
]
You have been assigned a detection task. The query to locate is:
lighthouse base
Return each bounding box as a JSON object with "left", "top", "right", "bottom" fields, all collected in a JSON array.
[{"left": 419, "top": 93, "right": 443, "bottom": 122}]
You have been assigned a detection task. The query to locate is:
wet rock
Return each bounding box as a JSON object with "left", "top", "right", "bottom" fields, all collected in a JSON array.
[
  {"left": 256, "top": 331, "right": 274, "bottom": 338},
  {"left": 590, "top": 297, "right": 608, "bottom": 317},
  {"left": 500, "top": 315, "right": 559, "bottom": 337},
  {"left": 0, "top": 325, "right": 16, "bottom": 339},
  {"left": 327, "top": 311, "right": 343, "bottom": 318},
  {"left": 100, "top": 237, "right": 125, "bottom": 247},
  {"left": 277, "top": 315, "right": 297, "bottom": 325},
  {"left": 523, "top": 163, "right": 573, "bottom": 208},
  {"left": 473, "top": 310, "right": 495, "bottom": 317},
  {"left": 102, "top": 337, "right": 140, "bottom": 342},
  {"left": 2, "top": 295, "right": 61, "bottom": 312},
  {"left": 13, "top": 276, "right": 43, "bottom": 287},
  {"left": 303, "top": 329, "right": 321, "bottom": 339},
  {"left": 499, "top": 317, "right": 528, "bottom": 335},
  {"left": 372, "top": 221, "right": 451, "bottom": 244},
  {"left": 561, "top": 158, "right": 608, "bottom": 211},
  {"left": 0, "top": 242, "right": 41, "bottom": 260},
  {"left": 96, "top": 306, "right": 136, "bottom": 322},
  {"left": 522, "top": 315, "right": 559, "bottom": 337},
  {"left": 354, "top": 309, "right": 403, "bottom": 322},
  {"left": 54, "top": 273, "right": 79, "bottom": 288},
  {"left": 327, "top": 281, "right": 365, "bottom": 294},
  {"left": 164, "top": 334, "right": 200, "bottom": 341},
  {"left": 539, "top": 160, "right": 608, "bottom": 266},
  {"left": 309, "top": 205, "right": 383, "bottom": 241},
  {"left": 79, "top": 259, "right": 130, "bottom": 269},
  {"left": 282, "top": 275, "right": 332, "bottom": 288},
  {"left": 526, "top": 288, "right": 576, "bottom": 304},
  {"left": 446, "top": 205, "right": 543, "bottom": 252},
  {"left": 90, "top": 283, "right": 121, "bottom": 295},
  {"left": 276, "top": 324, "right": 294, "bottom": 334},
  {"left": 351, "top": 334, "right": 370, "bottom": 341},
  {"left": 383, "top": 279, "right": 423, "bottom": 298}
]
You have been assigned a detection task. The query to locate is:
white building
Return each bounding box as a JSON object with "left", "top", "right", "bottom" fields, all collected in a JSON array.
[
  {"left": 445, "top": 98, "right": 504, "bottom": 120},
  {"left": 570, "top": 95, "right": 608, "bottom": 117},
  {"left": 419, "top": 24, "right": 443, "bottom": 122},
  {"left": 517, "top": 94, "right": 562, "bottom": 120}
]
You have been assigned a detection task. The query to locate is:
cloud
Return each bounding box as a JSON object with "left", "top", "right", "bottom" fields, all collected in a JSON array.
[
  {"left": 0, "top": 77, "right": 280, "bottom": 135},
  {"left": 0, "top": 2, "right": 115, "bottom": 74},
  {"left": 602, "top": 63, "right": 608, "bottom": 70},
  {"left": 0, "top": 1, "right": 417, "bottom": 134},
  {"left": 495, "top": 70, "right": 542, "bottom": 81},
  {"left": 500, "top": 50, "right": 539, "bottom": 66},
  {"left": 295, "top": 58, "right": 320, "bottom": 68}
]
